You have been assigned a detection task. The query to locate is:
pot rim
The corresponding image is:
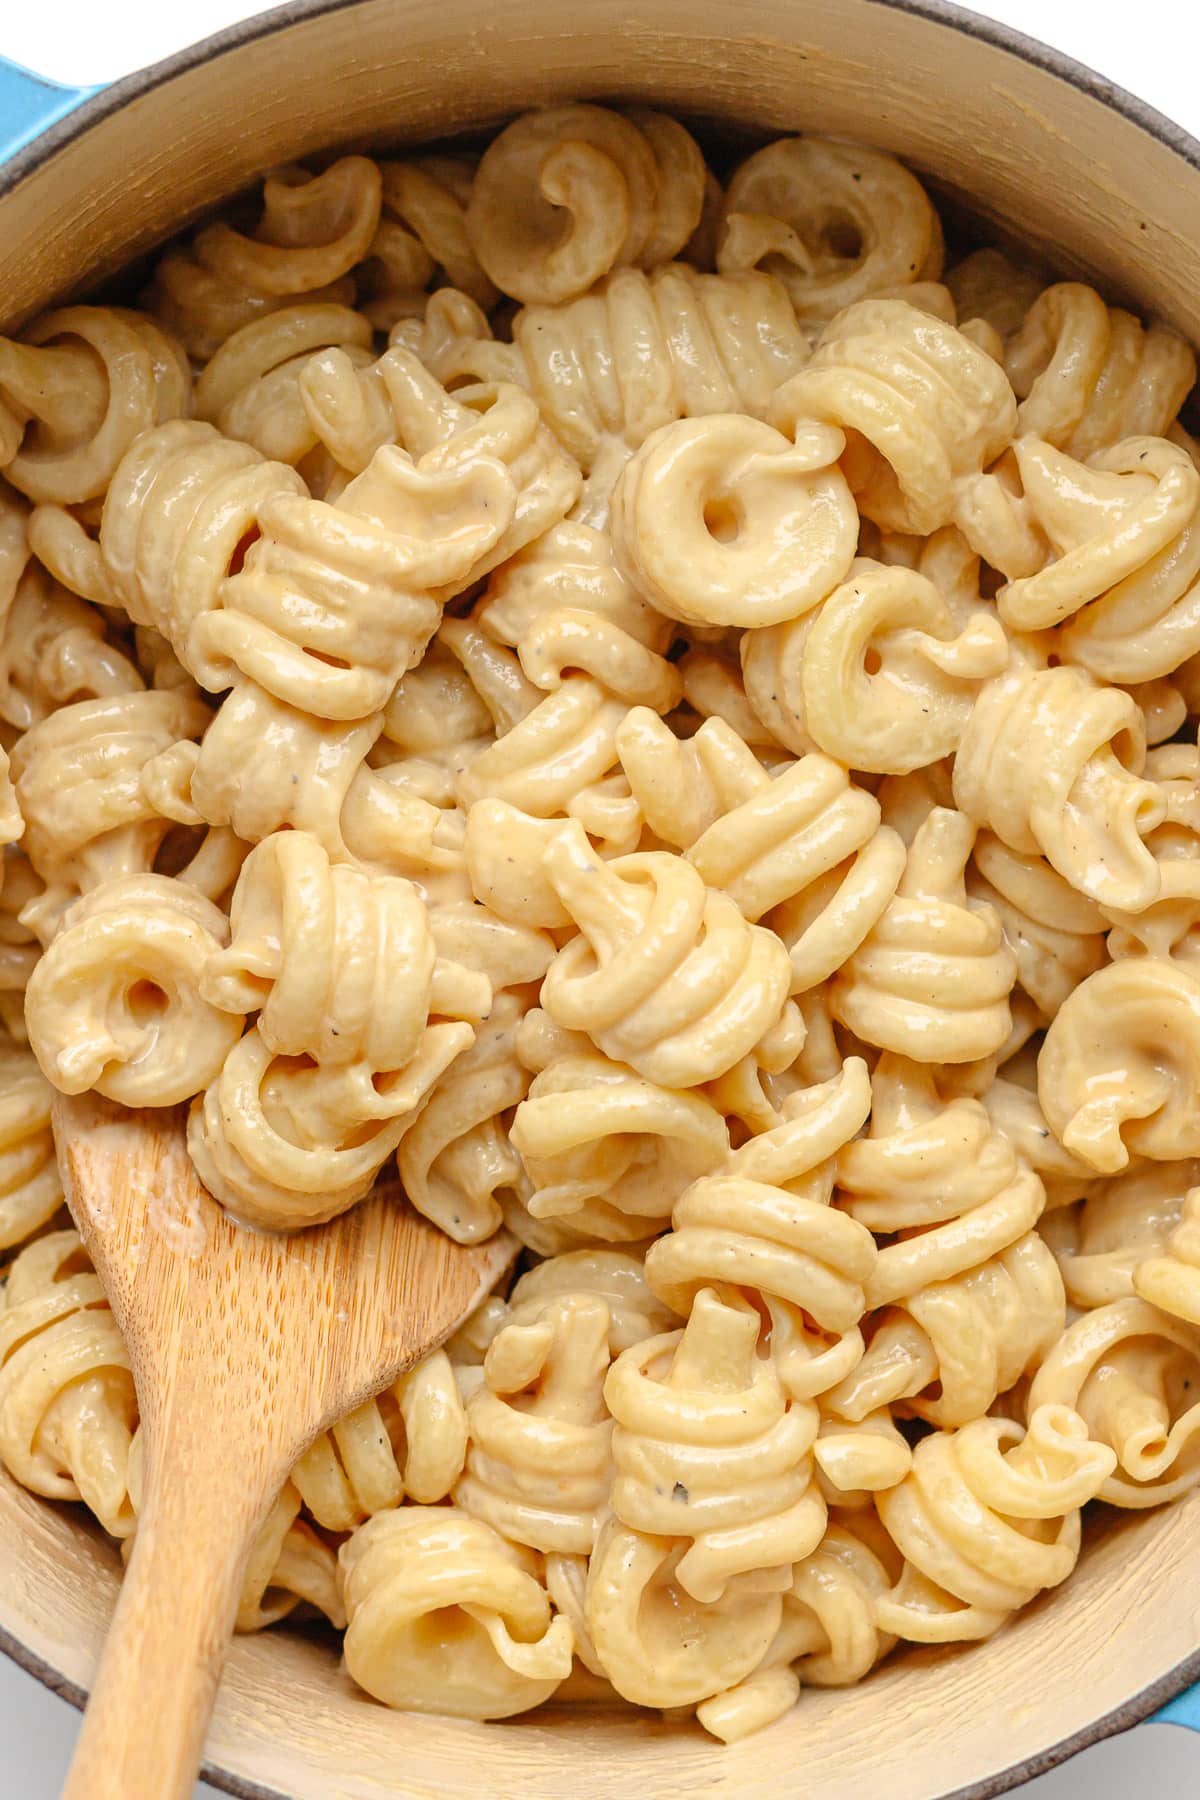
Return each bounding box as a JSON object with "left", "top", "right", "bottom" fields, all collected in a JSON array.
[{"left": 2, "top": 0, "right": 1199, "bottom": 1794}]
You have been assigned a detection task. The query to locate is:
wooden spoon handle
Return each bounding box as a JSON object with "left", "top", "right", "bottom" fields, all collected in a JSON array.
[{"left": 61, "top": 1434, "right": 282, "bottom": 1800}]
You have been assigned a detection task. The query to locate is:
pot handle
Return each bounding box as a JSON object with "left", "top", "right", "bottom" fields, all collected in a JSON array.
[
  {"left": 1155, "top": 1682, "right": 1200, "bottom": 1732},
  {"left": 0, "top": 54, "right": 99, "bottom": 165}
]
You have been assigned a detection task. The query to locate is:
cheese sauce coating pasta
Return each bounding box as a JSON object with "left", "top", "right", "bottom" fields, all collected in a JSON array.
[{"left": 1, "top": 101, "right": 1198, "bottom": 1747}]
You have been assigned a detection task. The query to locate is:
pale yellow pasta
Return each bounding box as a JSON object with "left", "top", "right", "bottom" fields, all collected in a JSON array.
[
  {"left": 607, "top": 1287, "right": 826, "bottom": 1600},
  {"left": 293, "top": 1346, "right": 468, "bottom": 1530},
  {"left": 982, "top": 1059, "right": 1100, "bottom": 1209},
  {"left": 170, "top": 687, "right": 462, "bottom": 882},
  {"left": 614, "top": 709, "right": 763, "bottom": 850},
  {"left": 740, "top": 557, "right": 1008, "bottom": 772},
  {"left": 378, "top": 640, "right": 495, "bottom": 806},
  {"left": 25, "top": 874, "right": 245, "bottom": 1106},
  {"left": 0, "top": 1229, "right": 135, "bottom": 1536},
  {"left": 193, "top": 302, "right": 374, "bottom": 466},
  {"left": 0, "top": 568, "right": 142, "bottom": 732},
  {"left": 541, "top": 820, "right": 794, "bottom": 1087},
  {"left": 1045, "top": 1163, "right": 1196, "bottom": 1308},
  {"left": 103, "top": 367, "right": 568, "bottom": 722},
  {"left": 505, "top": 1247, "right": 680, "bottom": 1355},
  {"left": 0, "top": 849, "right": 43, "bottom": 1043},
  {"left": 953, "top": 662, "right": 1165, "bottom": 911},
  {"left": 474, "top": 516, "right": 680, "bottom": 709},
  {"left": 443, "top": 264, "right": 810, "bottom": 475},
  {"left": 1134, "top": 1185, "right": 1200, "bottom": 1326},
  {"left": 832, "top": 807, "right": 1015, "bottom": 1062},
  {"left": 299, "top": 346, "right": 581, "bottom": 558},
  {"left": 772, "top": 297, "right": 1016, "bottom": 535},
  {"left": 187, "top": 1018, "right": 471, "bottom": 1231},
  {"left": 454, "top": 674, "right": 629, "bottom": 822},
  {"left": 823, "top": 1055, "right": 1060, "bottom": 1426},
  {"left": 972, "top": 434, "right": 1200, "bottom": 686},
  {"left": 396, "top": 992, "right": 531, "bottom": 1244},
  {"left": 646, "top": 1061, "right": 876, "bottom": 1398},
  {"left": 201, "top": 829, "right": 487, "bottom": 1064},
  {"left": 812, "top": 1410, "right": 913, "bottom": 1507},
  {"left": 229, "top": 1482, "right": 345, "bottom": 1634},
  {"left": 0, "top": 1038, "right": 62, "bottom": 1252},
  {"left": 339, "top": 1505, "right": 574, "bottom": 1717},
  {"left": 584, "top": 1513, "right": 787, "bottom": 1710},
  {"left": 1038, "top": 958, "right": 1200, "bottom": 1173},
  {"left": 10, "top": 688, "right": 213, "bottom": 942},
  {"left": 1005, "top": 281, "right": 1195, "bottom": 456},
  {"left": 967, "top": 831, "right": 1108, "bottom": 1019},
  {"left": 876, "top": 1405, "right": 1115, "bottom": 1644},
  {"left": 185, "top": 830, "right": 481, "bottom": 1227},
  {"left": 676, "top": 642, "right": 784, "bottom": 747},
  {"left": 1028, "top": 1298, "right": 1200, "bottom": 1506},
  {"left": 455, "top": 1290, "right": 613, "bottom": 1552},
  {"left": 945, "top": 248, "right": 1045, "bottom": 340},
  {"left": 466, "top": 104, "right": 705, "bottom": 306},
  {"left": 147, "top": 157, "right": 383, "bottom": 360},
  {"left": 361, "top": 155, "right": 496, "bottom": 329},
  {"left": 0, "top": 306, "right": 190, "bottom": 506},
  {"left": 696, "top": 1511, "right": 899, "bottom": 1742},
  {"left": 717, "top": 136, "right": 943, "bottom": 326},
  {"left": 609, "top": 414, "right": 857, "bottom": 628},
  {"left": 509, "top": 1046, "right": 728, "bottom": 1244},
  {"left": 673, "top": 740, "right": 906, "bottom": 994}
]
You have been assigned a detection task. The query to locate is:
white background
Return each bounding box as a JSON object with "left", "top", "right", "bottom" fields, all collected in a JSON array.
[{"left": 4, "top": 0, "right": 1200, "bottom": 1794}]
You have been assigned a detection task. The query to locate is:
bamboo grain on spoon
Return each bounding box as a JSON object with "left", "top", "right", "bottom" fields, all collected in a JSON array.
[{"left": 52, "top": 1090, "right": 517, "bottom": 1800}]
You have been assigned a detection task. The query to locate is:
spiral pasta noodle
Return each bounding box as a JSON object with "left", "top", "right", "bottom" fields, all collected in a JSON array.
[
  {"left": 824, "top": 1055, "right": 1061, "bottom": 1426},
  {"left": 953, "top": 662, "right": 1165, "bottom": 911},
  {"left": 147, "top": 157, "right": 383, "bottom": 360},
  {"left": 1004, "top": 281, "right": 1196, "bottom": 456},
  {"left": 541, "top": 819, "right": 794, "bottom": 1087},
  {"left": 772, "top": 297, "right": 1016, "bottom": 535},
  {"left": 717, "top": 136, "right": 943, "bottom": 326},
  {"left": 610, "top": 414, "right": 857, "bottom": 629},
  {"left": 293, "top": 1346, "right": 468, "bottom": 1530},
  {"left": 0, "top": 306, "right": 190, "bottom": 506},
  {"left": 1038, "top": 958, "right": 1200, "bottom": 1173},
  {"left": 188, "top": 830, "right": 478, "bottom": 1227},
  {"left": 646, "top": 1060, "right": 876, "bottom": 1398},
  {"left": 455, "top": 1289, "right": 614, "bottom": 1552},
  {"left": 339, "top": 1505, "right": 574, "bottom": 1717},
  {"left": 510, "top": 1045, "right": 729, "bottom": 1244},
  {"left": 413, "top": 263, "right": 809, "bottom": 475},
  {"left": 876, "top": 1405, "right": 1115, "bottom": 1643},
  {"left": 740, "top": 557, "right": 1008, "bottom": 771},
  {"left": 1042, "top": 1162, "right": 1194, "bottom": 1307},
  {"left": 361, "top": 155, "right": 496, "bottom": 328},
  {"left": 606, "top": 1286, "right": 826, "bottom": 1601},
  {"left": 465, "top": 105, "right": 706, "bottom": 306},
  {"left": 831, "top": 806, "right": 1016, "bottom": 1062}
]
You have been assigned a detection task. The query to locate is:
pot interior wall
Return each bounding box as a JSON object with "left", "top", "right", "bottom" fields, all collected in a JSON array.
[
  {"left": 2, "top": 0, "right": 1200, "bottom": 335},
  {"left": 2, "top": 2, "right": 1200, "bottom": 1796}
]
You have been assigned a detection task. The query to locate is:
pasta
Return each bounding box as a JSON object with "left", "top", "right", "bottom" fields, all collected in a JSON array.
[
  {"left": 717, "top": 136, "right": 944, "bottom": 327},
  {"left": 465, "top": 105, "right": 706, "bottom": 306},
  {"left": 2, "top": 101, "right": 1199, "bottom": 1751}
]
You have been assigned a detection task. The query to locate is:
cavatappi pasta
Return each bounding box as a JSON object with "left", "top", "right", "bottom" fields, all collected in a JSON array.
[{"left": 1, "top": 100, "right": 1199, "bottom": 1746}]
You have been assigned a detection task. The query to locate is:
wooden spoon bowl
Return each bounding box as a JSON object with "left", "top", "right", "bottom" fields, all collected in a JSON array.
[{"left": 51, "top": 1091, "right": 516, "bottom": 1800}]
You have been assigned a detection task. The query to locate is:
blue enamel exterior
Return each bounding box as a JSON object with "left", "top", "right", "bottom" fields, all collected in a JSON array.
[{"left": 0, "top": 52, "right": 98, "bottom": 164}]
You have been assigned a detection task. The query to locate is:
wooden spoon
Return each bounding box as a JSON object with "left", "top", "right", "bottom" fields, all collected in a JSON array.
[{"left": 51, "top": 1091, "right": 517, "bottom": 1800}]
